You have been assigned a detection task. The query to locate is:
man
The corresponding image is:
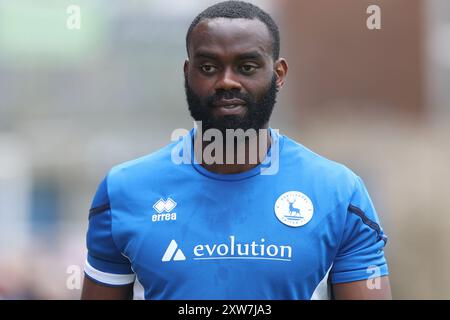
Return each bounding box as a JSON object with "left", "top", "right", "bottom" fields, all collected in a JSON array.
[{"left": 81, "top": 1, "right": 391, "bottom": 300}]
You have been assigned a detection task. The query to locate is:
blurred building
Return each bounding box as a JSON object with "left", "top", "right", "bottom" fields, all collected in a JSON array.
[{"left": 281, "top": 0, "right": 423, "bottom": 118}]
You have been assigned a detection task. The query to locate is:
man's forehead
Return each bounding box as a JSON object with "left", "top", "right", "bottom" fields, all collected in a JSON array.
[{"left": 189, "top": 17, "right": 273, "bottom": 58}]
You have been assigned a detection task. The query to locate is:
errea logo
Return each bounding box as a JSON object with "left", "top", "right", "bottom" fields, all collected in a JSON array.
[{"left": 152, "top": 198, "right": 177, "bottom": 222}]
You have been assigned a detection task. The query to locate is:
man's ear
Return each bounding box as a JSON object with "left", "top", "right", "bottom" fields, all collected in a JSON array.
[
  {"left": 274, "top": 58, "right": 288, "bottom": 91},
  {"left": 184, "top": 59, "right": 190, "bottom": 79}
]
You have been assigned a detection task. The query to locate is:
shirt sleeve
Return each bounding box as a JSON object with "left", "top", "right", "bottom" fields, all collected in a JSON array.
[
  {"left": 331, "top": 175, "right": 389, "bottom": 284},
  {"left": 84, "top": 175, "right": 135, "bottom": 286}
]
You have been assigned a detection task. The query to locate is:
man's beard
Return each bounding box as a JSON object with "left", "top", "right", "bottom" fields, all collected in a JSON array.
[{"left": 185, "top": 74, "right": 278, "bottom": 134}]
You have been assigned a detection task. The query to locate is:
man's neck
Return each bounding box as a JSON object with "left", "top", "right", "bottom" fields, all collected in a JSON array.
[{"left": 193, "top": 126, "right": 272, "bottom": 175}]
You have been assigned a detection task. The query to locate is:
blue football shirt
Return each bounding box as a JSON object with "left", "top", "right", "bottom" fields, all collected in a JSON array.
[{"left": 84, "top": 128, "right": 388, "bottom": 299}]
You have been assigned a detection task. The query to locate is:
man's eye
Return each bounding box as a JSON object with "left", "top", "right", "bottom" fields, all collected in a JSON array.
[
  {"left": 200, "top": 65, "right": 217, "bottom": 73},
  {"left": 240, "top": 65, "right": 257, "bottom": 74}
]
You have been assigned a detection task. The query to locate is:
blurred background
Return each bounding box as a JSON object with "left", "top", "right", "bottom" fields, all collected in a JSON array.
[{"left": 0, "top": 0, "right": 449, "bottom": 299}]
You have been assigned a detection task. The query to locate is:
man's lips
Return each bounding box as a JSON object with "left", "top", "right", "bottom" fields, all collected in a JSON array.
[
  {"left": 213, "top": 98, "right": 246, "bottom": 107},
  {"left": 212, "top": 99, "right": 247, "bottom": 115}
]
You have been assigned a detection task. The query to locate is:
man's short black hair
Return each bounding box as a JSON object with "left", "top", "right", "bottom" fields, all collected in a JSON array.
[{"left": 186, "top": 1, "right": 280, "bottom": 60}]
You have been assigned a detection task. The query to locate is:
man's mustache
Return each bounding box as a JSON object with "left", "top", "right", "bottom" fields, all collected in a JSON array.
[{"left": 205, "top": 90, "right": 254, "bottom": 107}]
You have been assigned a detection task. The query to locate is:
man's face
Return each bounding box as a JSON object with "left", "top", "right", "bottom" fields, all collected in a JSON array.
[{"left": 184, "top": 18, "right": 280, "bottom": 133}]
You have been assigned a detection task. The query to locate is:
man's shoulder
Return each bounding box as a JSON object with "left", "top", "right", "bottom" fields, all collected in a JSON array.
[
  {"left": 282, "top": 134, "right": 359, "bottom": 189},
  {"left": 106, "top": 139, "right": 182, "bottom": 184}
]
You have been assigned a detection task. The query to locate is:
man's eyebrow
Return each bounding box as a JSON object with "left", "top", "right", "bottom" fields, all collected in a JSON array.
[
  {"left": 193, "top": 50, "right": 265, "bottom": 60},
  {"left": 194, "top": 51, "right": 220, "bottom": 60},
  {"left": 236, "top": 51, "right": 265, "bottom": 60}
]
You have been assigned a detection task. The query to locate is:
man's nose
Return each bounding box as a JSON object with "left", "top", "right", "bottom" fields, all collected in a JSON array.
[{"left": 215, "top": 68, "right": 242, "bottom": 92}]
